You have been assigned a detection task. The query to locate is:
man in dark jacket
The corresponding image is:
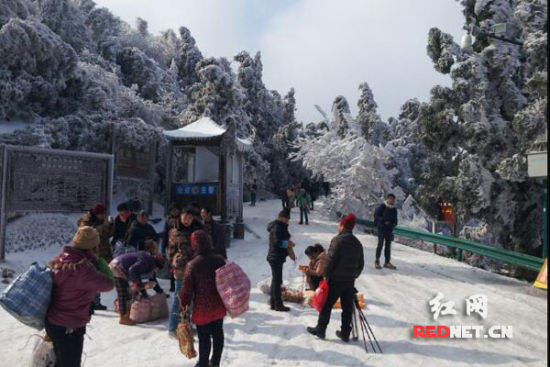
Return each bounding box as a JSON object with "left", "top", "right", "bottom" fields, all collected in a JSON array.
[
  {"left": 125, "top": 211, "right": 159, "bottom": 251},
  {"left": 374, "top": 193, "right": 398, "bottom": 270},
  {"left": 266, "top": 209, "right": 295, "bottom": 312},
  {"left": 201, "top": 207, "right": 227, "bottom": 259},
  {"left": 178, "top": 209, "right": 204, "bottom": 242},
  {"left": 111, "top": 202, "right": 136, "bottom": 246},
  {"left": 307, "top": 213, "right": 364, "bottom": 342}
]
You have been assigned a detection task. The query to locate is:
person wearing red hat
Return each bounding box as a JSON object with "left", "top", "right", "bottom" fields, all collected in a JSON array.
[{"left": 307, "top": 212, "right": 364, "bottom": 342}]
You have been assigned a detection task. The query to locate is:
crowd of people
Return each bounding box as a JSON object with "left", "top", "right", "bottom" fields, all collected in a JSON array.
[
  {"left": 267, "top": 192, "right": 399, "bottom": 343},
  {"left": 41, "top": 187, "right": 399, "bottom": 366},
  {"left": 45, "top": 200, "right": 229, "bottom": 367}
]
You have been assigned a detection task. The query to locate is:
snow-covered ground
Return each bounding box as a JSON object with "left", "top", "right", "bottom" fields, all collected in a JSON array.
[{"left": 0, "top": 200, "right": 547, "bottom": 366}]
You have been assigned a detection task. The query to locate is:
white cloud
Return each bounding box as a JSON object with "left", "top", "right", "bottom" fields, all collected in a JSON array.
[
  {"left": 258, "top": 0, "right": 465, "bottom": 123},
  {"left": 94, "top": 0, "right": 465, "bottom": 123}
]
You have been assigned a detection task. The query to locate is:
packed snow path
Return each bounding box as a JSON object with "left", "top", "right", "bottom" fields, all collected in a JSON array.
[{"left": 0, "top": 200, "right": 547, "bottom": 366}]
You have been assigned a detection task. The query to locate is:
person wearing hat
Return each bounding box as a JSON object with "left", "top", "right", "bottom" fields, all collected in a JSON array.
[
  {"left": 307, "top": 213, "right": 364, "bottom": 342},
  {"left": 46, "top": 226, "right": 114, "bottom": 367},
  {"left": 266, "top": 209, "right": 295, "bottom": 312},
  {"left": 78, "top": 203, "right": 114, "bottom": 311},
  {"left": 109, "top": 249, "right": 166, "bottom": 325}
]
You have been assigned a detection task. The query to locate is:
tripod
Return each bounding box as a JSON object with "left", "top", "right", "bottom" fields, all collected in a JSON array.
[{"left": 351, "top": 295, "right": 382, "bottom": 353}]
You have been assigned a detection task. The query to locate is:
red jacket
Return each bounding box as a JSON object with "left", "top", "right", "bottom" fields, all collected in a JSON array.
[
  {"left": 179, "top": 237, "right": 226, "bottom": 326},
  {"left": 46, "top": 246, "right": 114, "bottom": 328}
]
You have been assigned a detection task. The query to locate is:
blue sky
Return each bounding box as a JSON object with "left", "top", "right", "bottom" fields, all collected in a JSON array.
[{"left": 94, "top": 0, "right": 465, "bottom": 124}]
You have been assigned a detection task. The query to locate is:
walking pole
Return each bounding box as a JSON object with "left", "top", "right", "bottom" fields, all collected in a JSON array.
[
  {"left": 355, "top": 299, "right": 376, "bottom": 353},
  {"left": 356, "top": 303, "right": 369, "bottom": 353},
  {"left": 363, "top": 311, "right": 383, "bottom": 354},
  {"left": 355, "top": 299, "right": 382, "bottom": 353}
]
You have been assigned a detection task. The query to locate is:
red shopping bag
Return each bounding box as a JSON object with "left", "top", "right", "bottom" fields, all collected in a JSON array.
[{"left": 310, "top": 280, "right": 329, "bottom": 312}]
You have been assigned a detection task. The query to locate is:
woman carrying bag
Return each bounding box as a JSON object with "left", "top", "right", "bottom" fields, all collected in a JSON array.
[{"left": 179, "top": 230, "right": 226, "bottom": 367}]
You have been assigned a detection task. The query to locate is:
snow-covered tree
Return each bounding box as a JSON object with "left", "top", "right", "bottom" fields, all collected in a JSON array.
[
  {"left": 0, "top": 18, "right": 77, "bottom": 119},
  {"left": 331, "top": 95, "right": 356, "bottom": 137},
  {"left": 294, "top": 128, "right": 405, "bottom": 218},
  {"left": 38, "top": 0, "right": 93, "bottom": 52},
  {"left": 416, "top": 0, "right": 547, "bottom": 255},
  {"left": 356, "top": 82, "right": 389, "bottom": 146}
]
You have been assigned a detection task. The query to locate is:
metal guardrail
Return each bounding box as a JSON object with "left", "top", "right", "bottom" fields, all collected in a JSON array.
[{"left": 337, "top": 212, "right": 544, "bottom": 271}]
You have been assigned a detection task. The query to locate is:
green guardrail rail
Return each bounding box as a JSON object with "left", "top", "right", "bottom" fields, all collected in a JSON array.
[{"left": 336, "top": 212, "right": 544, "bottom": 271}]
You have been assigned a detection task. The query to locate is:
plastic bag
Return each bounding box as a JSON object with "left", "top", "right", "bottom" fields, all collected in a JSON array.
[
  {"left": 215, "top": 261, "right": 251, "bottom": 318},
  {"left": 0, "top": 263, "right": 52, "bottom": 330},
  {"left": 177, "top": 317, "right": 197, "bottom": 359},
  {"left": 29, "top": 336, "right": 55, "bottom": 367},
  {"left": 310, "top": 280, "right": 329, "bottom": 312}
]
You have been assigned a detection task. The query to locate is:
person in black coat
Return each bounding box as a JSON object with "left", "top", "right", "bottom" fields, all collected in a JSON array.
[
  {"left": 125, "top": 211, "right": 159, "bottom": 251},
  {"left": 111, "top": 202, "right": 137, "bottom": 246},
  {"left": 307, "top": 213, "right": 364, "bottom": 342},
  {"left": 178, "top": 209, "right": 204, "bottom": 242},
  {"left": 201, "top": 207, "right": 227, "bottom": 260},
  {"left": 373, "top": 193, "right": 398, "bottom": 270},
  {"left": 266, "top": 209, "right": 295, "bottom": 312}
]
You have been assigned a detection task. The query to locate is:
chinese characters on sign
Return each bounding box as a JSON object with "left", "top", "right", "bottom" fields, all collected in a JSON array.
[{"left": 175, "top": 184, "right": 217, "bottom": 197}]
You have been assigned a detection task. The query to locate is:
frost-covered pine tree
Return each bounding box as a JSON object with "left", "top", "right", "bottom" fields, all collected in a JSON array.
[
  {"left": 331, "top": 95, "right": 356, "bottom": 137},
  {"left": 385, "top": 98, "right": 430, "bottom": 195},
  {"left": 356, "top": 82, "right": 388, "bottom": 146},
  {"left": 416, "top": 0, "right": 547, "bottom": 255},
  {"left": 294, "top": 126, "right": 405, "bottom": 218}
]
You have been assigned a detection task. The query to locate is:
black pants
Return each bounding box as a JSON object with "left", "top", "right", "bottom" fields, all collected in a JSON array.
[
  {"left": 316, "top": 281, "right": 355, "bottom": 337},
  {"left": 45, "top": 320, "right": 86, "bottom": 367},
  {"left": 376, "top": 229, "right": 393, "bottom": 263},
  {"left": 307, "top": 275, "right": 322, "bottom": 290},
  {"left": 196, "top": 318, "right": 224, "bottom": 367},
  {"left": 299, "top": 207, "right": 308, "bottom": 224},
  {"left": 282, "top": 198, "right": 289, "bottom": 210},
  {"left": 269, "top": 261, "right": 284, "bottom": 306}
]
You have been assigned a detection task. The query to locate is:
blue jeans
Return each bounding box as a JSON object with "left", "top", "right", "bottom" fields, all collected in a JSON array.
[{"left": 168, "top": 279, "right": 182, "bottom": 331}]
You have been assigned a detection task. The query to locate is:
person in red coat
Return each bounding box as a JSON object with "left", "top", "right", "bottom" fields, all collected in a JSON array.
[
  {"left": 46, "top": 226, "right": 114, "bottom": 367},
  {"left": 179, "top": 230, "right": 226, "bottom": 367}
]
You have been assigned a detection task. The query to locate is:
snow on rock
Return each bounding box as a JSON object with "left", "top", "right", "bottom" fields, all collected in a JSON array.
[{"left": 0, "top": 200, "right": 546, "bottom": 366}]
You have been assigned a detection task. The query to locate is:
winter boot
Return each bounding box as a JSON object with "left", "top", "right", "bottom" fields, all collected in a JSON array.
[
  {"left": 374, "top": 260, "right": 382, "bottom": 270},
  {"left": 307, "top": 326, "right": 325, "bottom": 339},
  {"left": 119, "top": 312, "right": 136, "bottom": 325},
  {"left": 384, "top": 262, "right": 397, "bottom": 270},
  {"left": 336, "top": 330, "right": 350, "bottom": 342},
  {"left": 93, "top": 303, "right": 108, "bottom": 311},
  {"left": 274, "top": 304, "right": 290, "bottom": 312}
]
